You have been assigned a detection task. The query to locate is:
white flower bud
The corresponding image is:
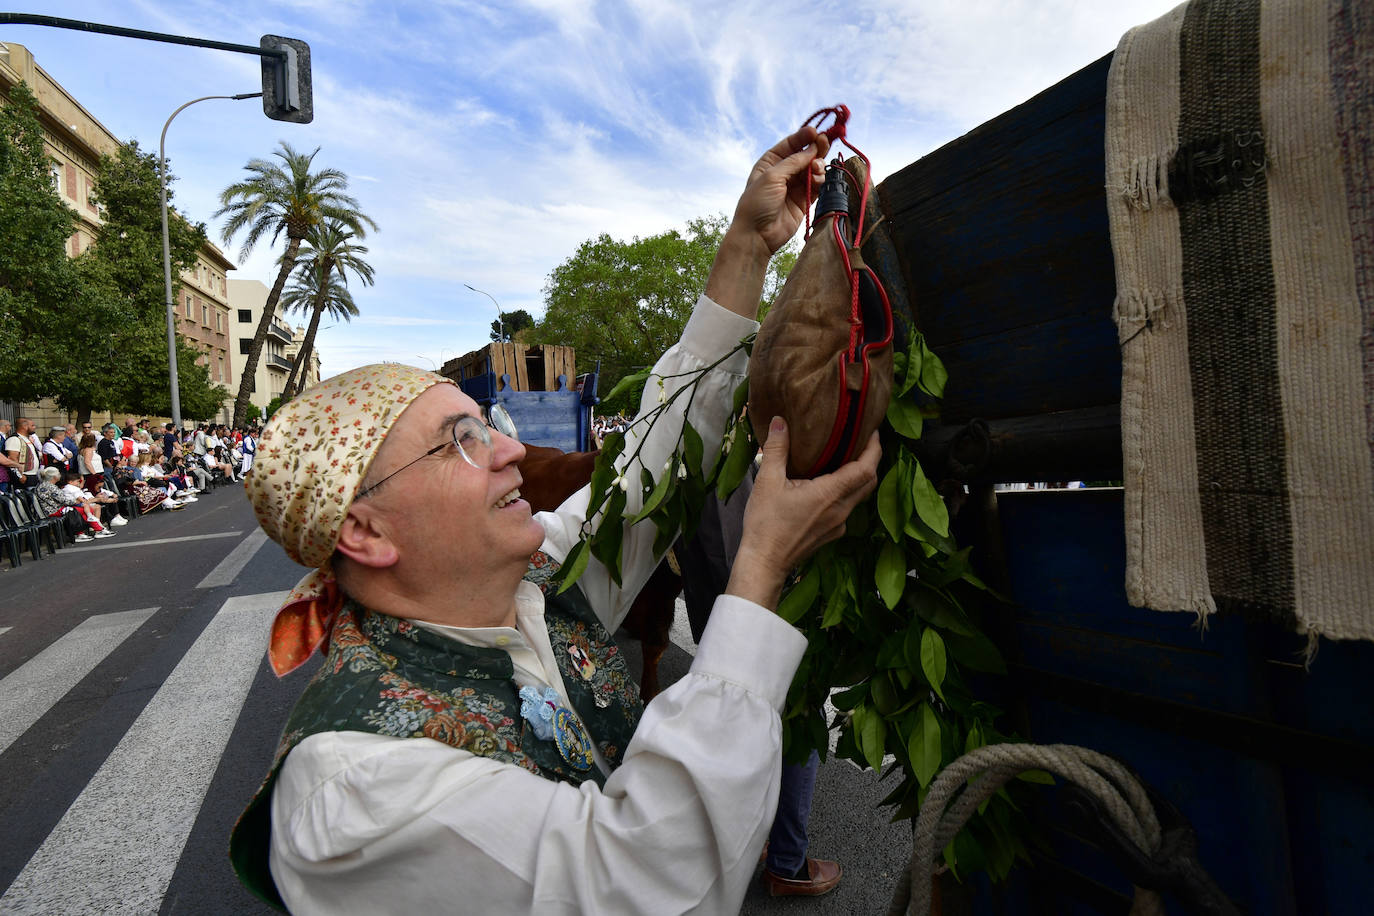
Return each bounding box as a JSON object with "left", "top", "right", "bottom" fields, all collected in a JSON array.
[
  {"left": 617, "top": 475, "right": 629, "bottom": 492},
  {"left": 677, "top": 463, "right": 687, "bottom": 479}
]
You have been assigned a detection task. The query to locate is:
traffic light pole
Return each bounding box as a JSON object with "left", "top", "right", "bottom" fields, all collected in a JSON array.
[
  {"left": 0, "top": 14, "right": 311, "bottom": 121},
  {"left": 160, "top": 93, "right": 261, "bottom": 432}
]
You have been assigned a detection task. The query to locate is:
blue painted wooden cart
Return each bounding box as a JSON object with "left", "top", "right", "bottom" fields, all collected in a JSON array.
[
  {"left": 440, "top": 342, "right": 598, "bottom": 454},
  {"left": 872, "top": 53, "right": 1373, "bottom": 914}
]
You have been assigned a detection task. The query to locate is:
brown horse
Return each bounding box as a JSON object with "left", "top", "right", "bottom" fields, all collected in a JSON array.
[{"left": 518, "top": 443, "right": 681, "bottom": 700}]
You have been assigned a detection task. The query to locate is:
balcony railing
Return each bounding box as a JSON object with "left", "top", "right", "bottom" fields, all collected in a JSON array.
[
  {"left": 266, "top": 321, "right": 293, "bottom": 343},
  {"left": 267, "top": 353, "right": 294, "bottom": 372}
]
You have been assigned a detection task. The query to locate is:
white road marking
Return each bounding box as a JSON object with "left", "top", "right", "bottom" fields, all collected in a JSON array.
[
  {"left": 0, "top": 608, "right": 157, "bottom": 756},
  {"left": 0, "top": 626, "right": 10, "bottom": 639},
  {"left": 196, "top": 528, "right": 269, "bottom": 588},
  {"left": 0, "top": 591, "right": 286, "bottom": 915},
  {"left": 56, "top": 530, "right": 242, "bottom": 553}
]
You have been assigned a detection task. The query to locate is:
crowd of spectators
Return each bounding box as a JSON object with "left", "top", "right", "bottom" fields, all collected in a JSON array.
[
  {"left": 591, "top": 414, "right": 630, "bottom": 445},
  {"left": 2, "top": 415, "right": 260, "bottom": 547}
]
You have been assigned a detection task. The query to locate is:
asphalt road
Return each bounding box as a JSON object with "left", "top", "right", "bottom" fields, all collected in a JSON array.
[{"left": 0, "top": 485, "right": 909, "bottom": 915}]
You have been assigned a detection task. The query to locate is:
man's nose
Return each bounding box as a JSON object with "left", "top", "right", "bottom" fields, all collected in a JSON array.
[{"left": 490, "top": 428, "right": 526, "bottom": 468}]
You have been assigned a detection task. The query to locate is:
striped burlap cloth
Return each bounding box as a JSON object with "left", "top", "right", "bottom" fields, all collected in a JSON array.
[{"left": 1106, "top": 0, "right": 1373, "bottom": 646}]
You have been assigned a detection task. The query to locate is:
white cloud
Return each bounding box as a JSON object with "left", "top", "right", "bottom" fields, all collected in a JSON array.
[{"left": 35, "top": 0, "right": 1181, "bottom": 376}]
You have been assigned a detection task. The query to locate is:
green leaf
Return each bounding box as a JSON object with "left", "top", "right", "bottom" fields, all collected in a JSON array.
[
  {"left": 875, "top": 540, "right": 907, "bottom": 609},
  {"left": 588, "top": 433, "right": 624, "bottom": 504},
  {"left": 908, "top": 586, "right": 978, "bottom": 637},
  {"left": 682, "top": 421, "right": 704, "bottom": 476},
  {"left": 886, "top": 396, "right": 924, "bottom": 441},
  {"left": 964, "top": 721, "right": 985, "bottom": 755},
  {"left": 603, "top": 367, "right": 652, "bottom": 404},
  {"left": 554, "top": 539, "right": 592, "bottom": 594},
  {"left": 629, "top": 461, "right": 675, "bottom": 523},
  {"left": 876, "top": 463, "right": 906, "bottom": 541},
  {"left": 1017, "top": 769, "right": 1055, "bottom": 785},
  {"left": 650, "top": 486, "right": 684, "bottom": 557},
  {"left": 917, "top": 337, "right": 948, "bottom": 398},
  {"left": 897, "top": 339, "right": 922, "bottom": 397},
  {"left": 777, "top": 565, "right": 821, "bottom": 624},
  {"left": 908, "top": 702, "right": 943, "bottom": 787},
  {"left": 910, "top": 460, "right": 950, "bottom": 538},
  {"left": 730, "top": 375, "right": 750, "bottom": 418},
  {"left": 870, "top": 672, "right": 898, "bottom": 715},
  {"left": 590, "top": 486, "right": 627, "bottom": 586},
  {"left": 821, "top": 578, "right": 848, "bottom": 628},
  {"left": 715, "top": 420, "right": 755, "bottom": 501},
  {"left": 944, "top": 630, "right": 1008, "bottom": 675},
  {"left": 830, "top": 681, "right": 869, "bottom": 712},
  {"left": 920, "top": 628, "right": 948, "bottom": 701},
  {"left": 855, "top": 704, "right": 887, "bottom": 773}
]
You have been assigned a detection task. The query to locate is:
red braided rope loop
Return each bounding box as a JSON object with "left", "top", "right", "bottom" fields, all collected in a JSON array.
[{"left": 799, "top": 104, "right": 873, "bottom": 242}]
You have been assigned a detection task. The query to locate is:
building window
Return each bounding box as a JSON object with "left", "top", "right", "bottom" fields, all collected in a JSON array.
[
  {"left": 237, "top": 309, "right": 252, "bottom": 323},
  {"left": 218, "top": 357, "right": 225, "bottom": 382},
  {"left": 201, "top": 303, "right": 209, "bottom": 325},
  {"left": 239, "top": 338, "right": 252, "bottom": 355},
  {"left": 185, "top": 295, "right": 192, "bottom": 317},
  {"left": 215, "top": 311, "right": 222, "bottom": 332},
  {"left": 50, "top": 160, "right": 62, "bottom": 193}
]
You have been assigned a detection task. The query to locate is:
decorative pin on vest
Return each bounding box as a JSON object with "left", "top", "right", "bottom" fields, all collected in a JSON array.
[{"left": 520, "top": 685, "right": 595, "bottom": 771}]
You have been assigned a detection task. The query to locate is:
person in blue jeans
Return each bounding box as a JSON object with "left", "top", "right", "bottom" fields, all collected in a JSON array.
[{"left": 678, "top": 470, "right": 842, "bottom": 897}]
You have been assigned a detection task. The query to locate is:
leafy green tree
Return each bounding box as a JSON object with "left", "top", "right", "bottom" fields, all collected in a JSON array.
[
  {"left": 79, "top": 140, "right": 224, "bottom": 419},
  {"left": 216, "top": 143, "right": 375, "bottom": 426},
  {"left": 532, "top": 215, "right": 795, "bottom": 414},
  {"left": 279, "top": 219, "right": 372, "bottom": 399},
  {"left": 0, "top": 91, "right": 221, "bottom": 422},
  {"left": 490, "top": 308, "right": 534, "bottom": 342},
  {"left": 0, "top": 81, "right": 84, "bottom": 404}
]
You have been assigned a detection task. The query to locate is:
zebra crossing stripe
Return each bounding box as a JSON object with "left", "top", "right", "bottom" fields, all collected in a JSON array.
[
  {"left": 0, "top": 627, "right": 10, "bottom": 639},
  {"left": 0, "top": 591, "right": 284, "bottom": 915},
  {"left": 197, "top": 528, "right": 269, "bottom": 589},
  {"left": 0, "top": 608, "right": 157, "bottom": 756}
]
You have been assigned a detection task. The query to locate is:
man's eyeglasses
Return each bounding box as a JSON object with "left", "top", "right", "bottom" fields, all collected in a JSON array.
[{"left": 358, "top": 404, "right": 518, "bottom": 499}]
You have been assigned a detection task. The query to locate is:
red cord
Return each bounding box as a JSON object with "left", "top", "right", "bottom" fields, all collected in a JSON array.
[{"left": 798, "top": 105, "right": 871, "bottom": 242}]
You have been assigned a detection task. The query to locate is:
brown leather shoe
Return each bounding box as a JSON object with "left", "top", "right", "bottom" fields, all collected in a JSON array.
[{"left": 762, "top": 857, "right": 842, "bottom": 897}]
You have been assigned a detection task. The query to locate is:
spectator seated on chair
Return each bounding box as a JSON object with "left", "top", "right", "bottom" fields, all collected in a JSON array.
[
  {"left": 53, "top": 470, "right": 115, "bottom": 538},
  {"left": 33, "top": 467, "right": 110, "bottom": 541},
  {"left": 112, "top": 458, "right": 174, "bottom": 514},
  {"left": 143, "top": 450, "right": 196, "bottom": 502}
]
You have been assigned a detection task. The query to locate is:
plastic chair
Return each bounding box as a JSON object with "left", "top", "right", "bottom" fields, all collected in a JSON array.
[
  {"left": 15, "top": 489, "right": 67, "bottom": 551},
  {"left": 0, "top": 494, "right": 45, "bottom": 561}
]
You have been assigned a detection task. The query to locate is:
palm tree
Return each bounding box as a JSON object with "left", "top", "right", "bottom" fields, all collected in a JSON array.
[
  {"left": 279, "top": 222, "right": 372, "bottom": 398},
  {"left": 215, "top": 142, "right": 376, "bottom": 427}
]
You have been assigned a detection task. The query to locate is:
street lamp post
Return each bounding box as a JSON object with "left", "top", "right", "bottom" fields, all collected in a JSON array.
[
  {"left": 160, "top": 91, "right": 260, "bottom": 430},
  {"left": 463, "top": 283, "right": 503, "bottom": 342}
]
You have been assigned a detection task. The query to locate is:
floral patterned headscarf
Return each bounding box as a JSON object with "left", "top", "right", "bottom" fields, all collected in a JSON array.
[{"left": 247, "top": 363, "right": 455, "bottom": 675}]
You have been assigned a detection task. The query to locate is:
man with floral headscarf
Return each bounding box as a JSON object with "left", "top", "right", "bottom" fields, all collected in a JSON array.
[{"left": 232, "top": 126, "right": 881, "bottom": 915}]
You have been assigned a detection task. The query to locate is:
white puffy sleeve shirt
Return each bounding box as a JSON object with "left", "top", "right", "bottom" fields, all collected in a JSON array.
[{"left": 270, "top": 295, "right": 808, "bottom": 915}]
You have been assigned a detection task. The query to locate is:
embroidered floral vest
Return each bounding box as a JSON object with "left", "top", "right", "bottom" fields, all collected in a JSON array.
[{"left": 230, "top": 557, "right": 643, "bottom": 910}]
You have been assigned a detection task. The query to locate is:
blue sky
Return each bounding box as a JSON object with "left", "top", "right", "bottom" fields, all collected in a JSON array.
[{"left": 7, "top": 0, "right": 1180, "bottom": 377}]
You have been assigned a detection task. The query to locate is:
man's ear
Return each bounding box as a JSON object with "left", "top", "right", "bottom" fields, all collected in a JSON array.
[{"left": 334, "top": 502, "right": 400, "bottom": 569}]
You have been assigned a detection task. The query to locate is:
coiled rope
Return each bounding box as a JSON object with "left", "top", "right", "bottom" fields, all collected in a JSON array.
[{"left": 886, "top": 743, "right": 1169, "bottom": 916}]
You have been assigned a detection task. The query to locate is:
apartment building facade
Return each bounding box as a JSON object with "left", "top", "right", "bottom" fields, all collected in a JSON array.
[
  {"left": 228, "top": 279, "right": 321, "bottom": 418},
  {"left": 0, "top": 41, "right": 235, "bottom": 427}
]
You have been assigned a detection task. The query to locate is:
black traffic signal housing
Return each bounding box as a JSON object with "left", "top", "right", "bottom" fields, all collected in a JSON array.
[{"left": 260, "top": 35, "right": 313, "bottom": 123}]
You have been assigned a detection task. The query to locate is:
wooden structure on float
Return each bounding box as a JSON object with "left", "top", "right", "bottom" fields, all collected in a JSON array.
[
  {"left": 441, "top": 343, "right": 577, "bottom": 397},
  {"left": 869, "top": 51, "right": 1371, "bottom": 913},
  {"left": 439, "top": 343, "right": 595, "bottom": 453}
]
